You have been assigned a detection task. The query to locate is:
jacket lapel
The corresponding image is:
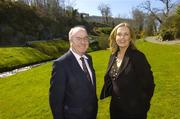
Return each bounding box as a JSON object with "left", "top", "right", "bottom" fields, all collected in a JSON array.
[
  {"left": 117, "top": 47, "right": 131, "bottom": 77},
  {"left": 66, "top": 51, "right": 86, "bottom": 80},
  {"left": 67, "top": 51, "right": 94, "bottom": 89},
  {"left": 86, "top": 56, "right": 96, "bottom": 89},
  {"left": 105, "top": 49, "right": 130, "bottom": 78},
  {"left": 117, "top": 54, "right": 129, "bottom": 76},
  {"left": 105, "top": 53, "right": 116, "bottom": 75}
]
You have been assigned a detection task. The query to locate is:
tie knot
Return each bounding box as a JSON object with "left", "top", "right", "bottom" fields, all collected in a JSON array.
[{"left": 80, "top": 57, "right": 85, "bottom": 62}]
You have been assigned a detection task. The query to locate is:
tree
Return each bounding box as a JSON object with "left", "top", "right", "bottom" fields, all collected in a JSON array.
[
  {"left": 160, "top": 6, "right": 180, "bottom": 40},
  {"left": 65, "top": 5, "right": 78, "bottom": 18},
  {"left": 176, "top": 4, "right": 180, "bottom": 15},
  {"left": 132, "top": 8, "right": 145, "bottom": 34},
  {"left": 98, "top": 3, "right": 111, "bottom": 24},
  {"left": 140, "top": 0, "right": 175, "bottom": 24},
  {"left": 144, "top": 14, "right": 157, "bottom": 36}
]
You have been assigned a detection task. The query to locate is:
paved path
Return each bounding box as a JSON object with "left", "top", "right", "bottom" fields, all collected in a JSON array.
[
  {"left": 145, "top": 36, "right": 180, "bottom": 45},
  {"left": 0, "top": 61, "right": 49, "bottom": 78}
]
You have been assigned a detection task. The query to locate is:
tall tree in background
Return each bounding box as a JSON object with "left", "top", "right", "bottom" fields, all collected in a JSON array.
[
  {"left": 140, "top": 0, "right": 175, "bottom": 24},
  {"left": 132, "top": 8, "right": 145, "bottom": 34},
  {"left": 98, "top": 3, "right": 111, "bottom": 24},
  {"left": 144, "top": 14, "right": 157, "bottom": 36},
  {"left": 176, "top": 4, "right": 180, "bottom": 15},
  {"left": 47, "top": 0, "right": 60, "bottom": 19},
  {"left": 9, "top": 0, "right": 72, "bottom": 17},
  {"left": 63, "top": 0, "right": 77, "bottom": 18}
]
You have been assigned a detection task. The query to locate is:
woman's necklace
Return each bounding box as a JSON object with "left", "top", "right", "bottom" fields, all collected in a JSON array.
[
  {"left": 116, "top": 51, "right": 124, "bottom": 68},
  {"left": 116, "top": 57, "right": 122, "bottom": 68}
]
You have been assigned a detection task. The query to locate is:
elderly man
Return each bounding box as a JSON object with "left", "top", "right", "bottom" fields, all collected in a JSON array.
[{"left": 49, "top": 26, "right": 98, "bottom": 119}]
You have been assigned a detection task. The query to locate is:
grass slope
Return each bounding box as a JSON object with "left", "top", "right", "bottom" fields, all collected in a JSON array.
[
  {"left": 0, "top": 41, "right": 180, "bottom": 119},
  {"left": 0, "top": 47, "right": 51, "bottom": 72}
]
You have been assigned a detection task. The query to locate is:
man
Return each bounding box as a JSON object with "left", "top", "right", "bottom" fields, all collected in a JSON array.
[{"left": 49, "top": 26, "right": 98, "bottom": 119}]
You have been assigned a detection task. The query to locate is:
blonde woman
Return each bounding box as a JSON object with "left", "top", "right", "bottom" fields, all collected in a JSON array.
[{"left": 100, "top": 23, "right": 155, "bottom": 119}]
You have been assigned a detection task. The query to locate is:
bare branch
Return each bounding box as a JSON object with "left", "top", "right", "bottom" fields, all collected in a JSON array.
[
  {"left": 98, "top": 3, "right": 111, "bottom": 24},
  {"left": 139, "top": 0, "right": 175, "bottom": 24}
]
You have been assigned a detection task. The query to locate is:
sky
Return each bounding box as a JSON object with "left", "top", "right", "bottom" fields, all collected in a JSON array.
[{"left": 69, "top": 0, "right": 179, "bottom": 18}]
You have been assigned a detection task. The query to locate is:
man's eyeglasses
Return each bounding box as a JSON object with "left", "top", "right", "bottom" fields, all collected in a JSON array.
[{"left": 73, "top": 37, "right": 89, "bottom": 43}]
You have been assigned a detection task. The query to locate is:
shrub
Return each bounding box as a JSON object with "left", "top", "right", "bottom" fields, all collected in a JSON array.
[
  {"left": 96, "top": 27, "right": 112, "bottom": 35},
  {"left": 89, "top": 42, "right": 100, "bottom": 51},
  {"left": 89, "top": 36, "right": 100, "bottom": 51},
  {"left": 98, "top": 35, "right": 109, "bottom": 50},
  {"left": 175, "top": 30, "right": 180, "bottom": 39},
  {"left": 27, "top": 39, "right": 69, "bottom": 58},
  {"left": 160, "top": 30, "right": 175, "bottom": 41},
  {"left": 160, "top": 14, "right": 180, "bottom": 40}
]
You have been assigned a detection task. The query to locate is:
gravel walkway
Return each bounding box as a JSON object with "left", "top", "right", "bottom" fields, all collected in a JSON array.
[
  {"left": 145, "top": 36, "right": 180, "bottom": 45},
  {"left": 0, "top": 61, "right": 49, "bottom": 78}
]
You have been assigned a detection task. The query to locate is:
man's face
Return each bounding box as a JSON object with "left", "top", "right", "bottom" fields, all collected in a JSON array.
[{"left": 70, "top": 29, "right": 89, "bottom": 56}]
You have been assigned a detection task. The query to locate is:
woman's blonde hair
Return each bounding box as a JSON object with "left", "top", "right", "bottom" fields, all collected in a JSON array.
[{"left": 109, "top": 22, "right": 136, "bottom": 54}]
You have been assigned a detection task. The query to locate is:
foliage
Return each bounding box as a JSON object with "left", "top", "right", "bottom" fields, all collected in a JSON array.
[
  {"left": 93, "top": 27, "right": 112, "bottom": 37},
  {"left": 97, "top": 34, "right": 109, "bottom": 50},
  {"left": 89, "top": 35, "right": 100, "bottom": 51},
  {"left": 160, "top": 30, "right": 175, "bottom": 41},
  {"left": 176, "top": 4, "right": 180, "bottom": 15},
  {"left": 0, "top": 1, "right": 94, "bottom": 45},
  {"left": 0, "top": 1, "right": 63, "bottom": 44},
  {"left": 137, "top": 0, "right": 178, "bottom": 37},
  {"left": 160, "top": 14, "right": 180, "bottom": 40},
  {"left": 27, "top": 39, "right": 69, "bottom": 58},
  {"left": 90, "top": 22, "right": 111, "bottom": 27},
  {"left": 96, "top": 27, "right": 112, "bottom": 35},
  {"left": 132, "top": 8, "right": 145, "bottom": 35},
  {"left": 1, "top": 41, "right": 180, "bottom": 119}
]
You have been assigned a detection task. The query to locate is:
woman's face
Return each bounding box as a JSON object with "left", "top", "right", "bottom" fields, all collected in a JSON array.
[{"left": 116, "top": 26, "right": 131, "bottom": 49}]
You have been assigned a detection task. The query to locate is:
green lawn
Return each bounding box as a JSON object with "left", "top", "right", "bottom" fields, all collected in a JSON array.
[
  {"left": 0, "top": 41, "right": 180, "bottom": 119},
  {"left": 0, "top": 39, "right": 70, "bottom": 73},
  {"left": 0, "top": 47, "right": 51, "bottom": 72}
]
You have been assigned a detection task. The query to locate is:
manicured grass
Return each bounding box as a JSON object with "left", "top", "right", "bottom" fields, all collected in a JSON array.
[
  {"left": 0, "top": 47, "right": 51, "bottom": 72},
  {"left": 0, "top": 63, "right": 52, "bottom": 119},
  {"left": 0, "top": 41, "right": 180, "bottom": 119},
  {"left": 136, "top": 41, "right": 180, "bottom": 119},
  {"left": 0, "top": 39, "right": 69, "bottom": 72}
]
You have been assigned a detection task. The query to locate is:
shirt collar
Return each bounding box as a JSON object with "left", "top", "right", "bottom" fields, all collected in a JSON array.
[{"left": 70, "top": 48, "right": 88, "bottom": 60}]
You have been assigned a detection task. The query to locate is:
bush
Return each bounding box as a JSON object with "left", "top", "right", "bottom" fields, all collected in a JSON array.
[
  {"left": 89, "top": 42, "right": 100, "bottom": 51},
  {"left": 27, "top": 39, "right": 69, "bottom": 58},
  {"left": 175, "top": 30, "right": 180, "bottom": 39},
  {"left": 89, "top": 36, "right": 100, "bottom": 51},
  {"left": 98, "top": 35, "right": 109, "bottom": 50},
  {"left": 160, "top": 30, "right": 175, "bottom": 41},
  {"left": 160, "top": 14, "right": 180, "bottom": 40},
  {"left": 96, "top": 27, "right": 112, "bottom": 35}
]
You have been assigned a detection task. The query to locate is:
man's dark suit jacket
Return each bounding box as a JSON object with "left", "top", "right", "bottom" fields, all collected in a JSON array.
[
  {"left": 100, "top": 47, "right": 155, "bottom": 115},
  {"left": 49, "top": 50, "right": 98, "bottom": 119}
]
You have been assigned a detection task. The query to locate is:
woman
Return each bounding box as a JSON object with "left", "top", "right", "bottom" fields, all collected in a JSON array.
[{"left": 100, "top": 23, "right": 155, "bottom": 119}]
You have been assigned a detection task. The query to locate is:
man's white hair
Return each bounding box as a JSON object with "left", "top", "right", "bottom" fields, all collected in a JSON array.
[{"left": 68, "top": 26, "right": 87, "bottom": 40}]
